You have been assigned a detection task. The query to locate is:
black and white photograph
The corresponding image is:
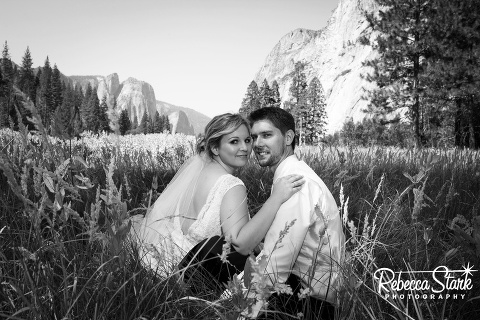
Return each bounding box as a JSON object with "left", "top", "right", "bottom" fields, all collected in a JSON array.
[{"left": 1, "top": 0, "right": 479, "bottom": 319}]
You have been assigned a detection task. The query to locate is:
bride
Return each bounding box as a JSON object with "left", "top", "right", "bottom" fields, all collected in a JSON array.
[{"left": 131, "top": 113, "right": 304, "bottom": 287}]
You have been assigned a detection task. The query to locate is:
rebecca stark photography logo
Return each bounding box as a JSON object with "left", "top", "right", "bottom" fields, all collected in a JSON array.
[{"left": 373, "top": 263, "right": 477, "bottom": 300}]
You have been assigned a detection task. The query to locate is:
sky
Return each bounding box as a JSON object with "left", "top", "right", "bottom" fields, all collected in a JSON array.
[{"left": 2, "top": 0, "right": 339, "bottom": 118}]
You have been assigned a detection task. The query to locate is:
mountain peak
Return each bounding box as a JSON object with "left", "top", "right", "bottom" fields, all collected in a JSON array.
[
  {"left": 124, "top": 76, "right": 138, "bottom": 82},
  {"left": 255, "top": 0, "right": 379, "bottom": 133}
]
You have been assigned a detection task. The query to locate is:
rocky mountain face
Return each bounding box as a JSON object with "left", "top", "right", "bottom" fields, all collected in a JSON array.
[
  {"left": 254, "top": 0, "right": 378, "bottom": 133},
  {"left": 168, "top": 110, "right": 194, "bottom": 135},
  {"left": 157, "top": 100, "right": 210, "bottom": 135},
  {"left": 98, "top": 73, "right": 120, "bottom": 108},
  {"left": 116, "top": 77, "right": 157, "bottom": 124},
  {"left": 70, "top": 74, "right": 121, "bottom": 109},
  {"left": 70, "top": 75, "right": 104, "bottom": 94},
  {"left": 68, "top": 74, "right": 207, "bottom": 135}
]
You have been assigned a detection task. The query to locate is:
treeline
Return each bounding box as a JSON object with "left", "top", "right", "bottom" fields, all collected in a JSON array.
[
  {"left": 0, "top": 42, "right": 108, "bottom": 137},
  {"left": 362, "top": 0, "right": 480, "bottom": 148},
  {"left": 0, "top": 42, "right": 170, "bottom": 138},
  {"left": 118, "top": 108, "right": 171, "bottom": 135},
  {"left": 240, "top": 62, "right": 327, "bottom": 145},
  {"left": 334, "top": 117, "right": 412, "bottom": 147}
]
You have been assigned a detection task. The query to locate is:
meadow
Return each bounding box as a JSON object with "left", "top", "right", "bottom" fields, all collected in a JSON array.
[{"left": 1, "top": 116, "right": 479, "bottom": 319}]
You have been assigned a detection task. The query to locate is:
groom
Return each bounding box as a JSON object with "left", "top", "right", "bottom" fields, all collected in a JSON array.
[{"left": 248, "top": 107, "right": 345, "bottom": 320}]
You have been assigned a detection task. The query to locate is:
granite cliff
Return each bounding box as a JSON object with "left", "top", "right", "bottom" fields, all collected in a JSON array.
[
  {"left": 254, "top": 0, "right": 378, "bottom": 133},
  {"left": 68, "top": 74, "right": 206, "bottom": 135},
  {"left": 157, "top": 100, "right": 210, "bottom": 135},
  {"left": 98, "top": 73, "right": 120, "bottom": 108},
  {"left": 116, "top": 77, "right": 157, "bottom": 124}
]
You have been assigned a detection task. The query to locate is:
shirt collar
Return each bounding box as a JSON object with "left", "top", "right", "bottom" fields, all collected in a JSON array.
[{"left": 273, "top": 154, "right": 298, "bottom": 182}]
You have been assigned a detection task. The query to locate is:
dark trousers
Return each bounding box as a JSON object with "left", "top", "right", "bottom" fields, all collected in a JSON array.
[
  {"left": 258, "top": 274, "right": 335, "bottom": 320},
  {"left": 178, "top": 235, "right": 248, "bottom": 294}
]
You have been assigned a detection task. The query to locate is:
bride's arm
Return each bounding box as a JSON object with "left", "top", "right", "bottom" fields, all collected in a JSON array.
[{"left": 220, "top": 174, "right": 304, "bottom": 255}]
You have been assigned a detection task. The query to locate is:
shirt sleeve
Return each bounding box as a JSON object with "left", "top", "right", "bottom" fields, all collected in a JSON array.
[{"left": 260, "top": 181, "right": 313, "bottom": 286}]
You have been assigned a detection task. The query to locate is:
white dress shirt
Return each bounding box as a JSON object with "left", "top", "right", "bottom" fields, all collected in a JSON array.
[{"left": 259, "top": 155, "right": 345, "bottom": 304}]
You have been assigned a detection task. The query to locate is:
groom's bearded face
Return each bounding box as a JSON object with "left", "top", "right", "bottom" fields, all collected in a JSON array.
[{"left": 251, "top": 119, "right": 287, "bottom": 169}]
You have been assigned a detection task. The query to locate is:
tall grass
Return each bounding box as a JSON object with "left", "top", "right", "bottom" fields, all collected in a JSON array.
[
  {"left": 1, "top": 104, "right": 479, "bottom": 319},
  {"left": 293, "top": 145, "right": 480, "bottom": 320}
]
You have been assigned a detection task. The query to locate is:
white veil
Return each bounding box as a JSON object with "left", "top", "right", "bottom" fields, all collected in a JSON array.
[{"left": 131, "top": 153, "right": 208, "bottom": 271}]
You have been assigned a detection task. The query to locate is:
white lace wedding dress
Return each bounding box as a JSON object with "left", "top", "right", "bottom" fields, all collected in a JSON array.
[{"left": 132, "top": 173, "right": 244, "bottom": 276}]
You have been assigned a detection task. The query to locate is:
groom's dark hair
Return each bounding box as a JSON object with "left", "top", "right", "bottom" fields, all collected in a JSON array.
[{"left": 248, "top": 107, "right": 296, "bottom": 150}]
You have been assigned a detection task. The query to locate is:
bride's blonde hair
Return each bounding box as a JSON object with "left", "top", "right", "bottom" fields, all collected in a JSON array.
[{"left": 196, "top": 113, "right": 250, "bottom": 159}]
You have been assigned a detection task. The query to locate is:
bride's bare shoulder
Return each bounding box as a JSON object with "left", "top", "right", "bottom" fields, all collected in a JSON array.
[
  {"left": 193, "top": 164, "right": 227, "bottom": 202},
  {"left": 200, "top": 163, "right": 227, "bottom": 181}
]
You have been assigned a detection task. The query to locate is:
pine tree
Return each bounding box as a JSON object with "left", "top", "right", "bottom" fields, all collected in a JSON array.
[
  {"left": 36, "top": 57, "right": 53, "bottom": 128},
  {"left": 1, "top": 41, "right": 14, "bottom": 83},
  {"left": 34, "top": 68, "right": 42, "bottom": 92},
  {"left": 33, "top": 68, "right": 41, "bottom": 104},
  {"left": 13, "top": 65, "right": 18, "bottom": 80},
  {"left": 139, "top": 111, "right": 150, "bottom": 134},
  {"left": 1, "top": 41, "right": 14, "bottom": 128},
  {"left": 148, "top": 113, "right": 155, "bottom": 133},
  {"left": 425, "top": 0, "right": 480, "bottom": 148},
  {"left": 17, "top": 47, "right": 36, "bottom": 102},
  {"left": 51, "top": 64, "right": 63, "bottom": 111},
  {"left": 98, "top": 94, "right": 110, "bottom": 132},
  {"left": 119, "top": 109, "right": 131, "bottom": 135},
  {"left": 362, "top": 0, "right": 432, "bottom": 146},
  {"left": 81, "top": 83, "right": 92, "bottom": 130},
  {"left": 239, "top": 80, "right": 261, "bottom": 117},
  {"left": 305, "top": 77, "right": 327, "bottom": 144},
  {"left": 284, "top": 62, "right": 308, "bottom": 144},
  {"left": 72, "top": 84, "right": 84, "bottom": 134},
  {"left": 52, "top": 83, "right": 74, "bottom": 138},
  {"left": 87, "top": 88, "right": 100, "bottom": 132},
  {"left": 153, "top": 110, "right": 163, "bottom": 133},
  {"left": 271, "top": 80, "right": 282, "bottom": 108},
  {"left": 259, "top": 79, "right": 272, "bottom": 108},
  {"left": 0, "top": 58, "right": 8, "bottom": 128},
  {"left": 0, "top": 66, "right": 7, "bottom": 128},
  {"left": 4, "top": 46, "right": 32, "bottom": 130},
  {"left": 162, "top": 115, "right": 171, "bottom": 133},
  {"left": 71, "top": 104, "right": 82, "bottom": 136}
]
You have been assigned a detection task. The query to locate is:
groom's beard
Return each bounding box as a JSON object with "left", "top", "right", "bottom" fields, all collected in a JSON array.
[{"left": 254, "top": 148, "right": 279, "bottom": 168}]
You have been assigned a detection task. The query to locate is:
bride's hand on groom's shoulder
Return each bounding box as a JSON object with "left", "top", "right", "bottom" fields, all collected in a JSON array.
[{"left": 271, "top": 174, "right": 305, "bottom": 203}]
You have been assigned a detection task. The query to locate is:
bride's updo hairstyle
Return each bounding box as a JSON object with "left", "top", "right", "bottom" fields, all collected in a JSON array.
[{"left": 196, "top": 113, "right": 250, "bottom": 159}]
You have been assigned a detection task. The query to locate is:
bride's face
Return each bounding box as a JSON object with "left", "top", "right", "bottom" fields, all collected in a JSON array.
[{"left": 214, "top": 124, "right": 252, "bottom": 171}]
